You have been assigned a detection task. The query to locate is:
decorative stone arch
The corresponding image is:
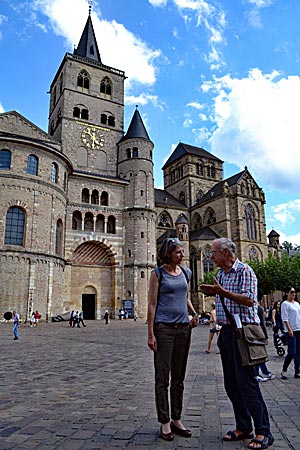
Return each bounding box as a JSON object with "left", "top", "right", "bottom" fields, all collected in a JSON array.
[
  {"left": 246, "top": 244, "right": 262, "bottom": 261},
  {"left": 203, "top": 207, "right": 216, "bottom": 225},
  {"left": 202, "top": 245, "right": 214, "bottom": 274},
  {"left": 71, "top": 236, "right": 119, "bottom": 264},
  {"left": 192, "top": 212, "right": 202, "bottom": 230},
  {"left": 157, "top": 210, "right": 173, "bottom": 228},
  {"left": 242, "top": 201, "right": 259, "bottom": 241}
]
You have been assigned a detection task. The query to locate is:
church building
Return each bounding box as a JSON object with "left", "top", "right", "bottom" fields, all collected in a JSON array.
[{"left": 0, "top": 11, "right": 272, "bottom": 320}]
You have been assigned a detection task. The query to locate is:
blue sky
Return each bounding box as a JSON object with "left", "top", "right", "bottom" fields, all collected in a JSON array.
[{"left": 1, "top": 0, "right": 300, "bottom": 245}]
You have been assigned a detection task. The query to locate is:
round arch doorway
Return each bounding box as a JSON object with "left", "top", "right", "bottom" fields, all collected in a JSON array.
[{"left": 82, "top": 286, "right": 97, "bottom": 320}]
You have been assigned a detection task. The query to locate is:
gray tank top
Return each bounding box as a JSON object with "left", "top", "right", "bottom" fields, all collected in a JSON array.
[{"left": 154, "top": 266, "right": 191, "bottom": 323}]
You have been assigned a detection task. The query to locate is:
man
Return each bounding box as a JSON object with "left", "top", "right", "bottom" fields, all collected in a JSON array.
[{"left": 200, "top": 238, "right": 273, "bottom": 450}]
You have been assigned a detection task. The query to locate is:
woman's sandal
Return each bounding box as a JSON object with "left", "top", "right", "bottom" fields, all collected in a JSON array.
[
  {"left": 248, "top": 434, "right": 274, "bottom": 449},
  {"left": 223, "top": 430, "right": 254, "bottom": 441}
]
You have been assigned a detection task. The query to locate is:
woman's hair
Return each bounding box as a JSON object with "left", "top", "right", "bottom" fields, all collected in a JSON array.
[
  {"left": 159, "top": 237, "right": 183, "bottom": 264},
  {"left": 273, "top": 300, "right": 281, "bottom": 310}
]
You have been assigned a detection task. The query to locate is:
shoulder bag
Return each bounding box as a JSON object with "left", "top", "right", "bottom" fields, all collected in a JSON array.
[{"left": 219, "top": 295, "right": 268, "bottom": 367}]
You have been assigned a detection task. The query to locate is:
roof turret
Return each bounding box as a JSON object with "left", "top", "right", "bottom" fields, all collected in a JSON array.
[{"left": 120, "top": 107, "right": 150, "bottom": 142}]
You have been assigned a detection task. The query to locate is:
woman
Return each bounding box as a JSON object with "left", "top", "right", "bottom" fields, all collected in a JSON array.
[
  {"left": 147, "top": 237, "right": 198, "bottom": 441},
  {"left": 280, "top": 287, "right": 300, "bottom": 379},
  {"left": 272, "top": 300, "right": 284, "bottom": 335},
  {"left": 205, "top": 303, "right": 220, "bottom": 353}
]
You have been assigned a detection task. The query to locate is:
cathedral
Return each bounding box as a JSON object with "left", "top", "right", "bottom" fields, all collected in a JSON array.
[{"left": 0, "top": 12, "right": 273, "bottom": 321}]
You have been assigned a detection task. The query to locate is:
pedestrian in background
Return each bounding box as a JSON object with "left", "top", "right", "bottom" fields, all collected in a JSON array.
[
  {"left": 79, "top": 311, "right": 86, "bottom": 327},
  {"left": 280, "top": 287, "right": 300, "bottom": 380},
  {"left": 13, "top": 310, "right": 19, "bottom": 340},
  {"left": 147, "top": 237, "right": 198, "bottom": 441},
  {"left": 205, "top": 303, "right": 221, "bottom": 353}
]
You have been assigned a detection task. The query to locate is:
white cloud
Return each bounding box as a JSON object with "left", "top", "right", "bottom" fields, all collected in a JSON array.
[
  {"left": 186, "top": 101, "right": 204, "bottom": 110},
  {"left": 149, "top": 0, "right": 168, "bottom": 6},
  {"left": 32, "top": 0, "right": 161, "bottom": 88},
  {"left": 271, "top": 200, "right": 300, "bottom": 228},
  {"left": 149, "top": 0, "right": 226, "bottom": 70},
  {"left": 246, "top": 0, "right": 274, "bottom": 29},
  {"left": 201, "top": 69, "right": 300, "bottom": 193},
  {"left": 0, "top": 101, "right": 4, "bottom": 113},
  {"left": 125, "top": 93, "right": 165, "bottom": 110}
]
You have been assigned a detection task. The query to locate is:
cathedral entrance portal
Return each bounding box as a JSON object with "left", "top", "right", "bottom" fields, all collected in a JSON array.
[
  {"left": 82, "top": 294, "right": 96, "bottom": 320},
  {"left": 70, "top": 240, "right": 116, "bottom": 319}
]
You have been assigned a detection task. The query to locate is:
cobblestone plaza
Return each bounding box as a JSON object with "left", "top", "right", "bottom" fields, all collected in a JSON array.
[{"left": 0, "top": 320, "right": 299, "bottom": 449}]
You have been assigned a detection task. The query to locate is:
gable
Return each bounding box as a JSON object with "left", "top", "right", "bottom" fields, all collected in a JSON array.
[{"left": 0, "top": 111, "right": 59, "bottom": 146}]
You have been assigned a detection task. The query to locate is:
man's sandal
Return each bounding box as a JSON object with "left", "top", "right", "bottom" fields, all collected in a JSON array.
[
  {"left": 223, "top": 430, "right": 254, "bottom": 441},
  {"left": 248, "top": 434, "right": 274, "bottom": 449}
]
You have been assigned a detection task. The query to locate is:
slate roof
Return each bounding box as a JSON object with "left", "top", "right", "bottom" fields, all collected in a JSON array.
[
  {"left": 190, "top": 226, "right": 221, "bottom": 241},
  {"left": 194, "top": 169, "right": 248, "bottom": 205},
  {"left": 162, "top": 142, "right": 223, "bottom": 170},
  {"left": 155, "top": 189, "right": 187, "bottom": 209},
  {"left": 119, "top": 108, "right": 150, "bottom": 142},
  {"left": 74, "top": 13, "right": 102, "bottom": 63}
]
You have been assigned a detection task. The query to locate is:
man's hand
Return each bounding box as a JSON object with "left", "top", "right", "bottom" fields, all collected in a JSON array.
[
  {"left": 200, "top": 277, "right": 223, "bottom": 296},
  {"left": 190, "top": 315, "right": 199, "bottom": 329}
]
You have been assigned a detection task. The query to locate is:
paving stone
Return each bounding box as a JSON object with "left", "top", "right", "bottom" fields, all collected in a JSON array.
[{"left": 0, "top": 320, "right": 298, "bottom": 449}]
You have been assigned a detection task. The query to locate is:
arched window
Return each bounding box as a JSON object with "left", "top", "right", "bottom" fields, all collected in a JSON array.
[
  {"left": 196, "top": 188, "right": 204, "bottom": 202},
  {"left": 73, "top": 106, "right": 89, "bottom": 120},
  {"left": 84, "top": 212, "right": 94, "bottom": 231},
  {"left": 95, "top": 214, "right": 104, "bottom": 232},
  {"left": 50, "top": 120, "right": 55, "bottom": 135},
  {"left": 249, "top": 245, "right": 259, "bottom": 261},
  {"left": 204, "top": 207, "right": 216, "bottom": 225},
  {"left": 56, "top": 219, "right": 63, "bottom": 255},
  {"left": 100, "top": 114, "right": 107, "bottom": 125},
  {"left": 211, "top": 166, "right": 216, "bottom": 178},
  {"left": 107, "top": 215, "right": 116, "bottom": 234},
  {"left": 158, "top": 211, "right": 172, "bottom": 228},
  {"left": 100, "top": 76, "right": 112, "bottom": 96},
  {"left": 82, "top": 188, "right": 89, "bottom": 203},
  {"left": 73, "top": 107, "right": 80, "bottom": 118},
  {"left": 56, "top": 108, "right": 62, "bottom": 127},
  {"left": 100, "top": 191, "right": 108, "bottom": 206},
  {"left": 245, "top": 203, "right": 257, "bottom": 240},
  {"left": 50, "top": 162, "right": 58, "bottom": 183},
  {"left": 192, "top": 212, "right": 202, "bottom": 230},
  {"left": 207, "top": 166, "right": 211, "bottom": 177},
  {"left": 5, "top": 206, "right": 25, "bottom": 246},
  {"left": 0, "top": 149, "right": 11, "bottom": 170},
  {"left": 126, "top": 148, "right": 131, "bottom": 159},
  {"left": 72, "top": 211, "right": 82, "bottom": 230},
  {"left": 108, "top": 115, "right": 115, "bottom": 127},
  {"left": 91, "top": 190, "right": 99, "bottom": 205},
  {"left": 141, "top": 271, "right": 145, "bottom": 278},
  {"left": 26, "top": 154, "right": 38, "bottom": 176},
  {"left": 203, "top": 247, "right": 214, "bottom": 273},
  {"left": 141, "top": 232, "right": 144, "bottom": 238},
  {"left": 81, "top": 109, "right": 89, "bottom": 120},
  {"left": 179, "top": 191, "right": 185, "bottom": 203},
  {"left": 132, "top": 147, "right": 138, "bottom": 158},
  {"left": 77, "top": 70, "right": 90, "bottom": 89},
  {"left": 128, "top": 249, "right": 132, "bottom": 257}
]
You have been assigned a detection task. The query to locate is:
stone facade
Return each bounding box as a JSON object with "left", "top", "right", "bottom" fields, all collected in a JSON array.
[{"left": 0, "top": 13, "right": 274, "bottom": 320}]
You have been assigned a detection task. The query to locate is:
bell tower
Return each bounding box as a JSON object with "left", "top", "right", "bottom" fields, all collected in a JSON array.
[{"left": 48, "top": 9, "right": 126, "bottom": 176}]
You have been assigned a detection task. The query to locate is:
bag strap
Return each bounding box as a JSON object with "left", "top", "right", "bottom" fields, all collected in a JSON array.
[{"left": 219, "top": 295, "right": 237, "bottom": 328}]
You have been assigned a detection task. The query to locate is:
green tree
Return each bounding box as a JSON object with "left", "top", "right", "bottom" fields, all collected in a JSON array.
[{"left": 281, "top": 241, "right": 293, "bottom": 254}]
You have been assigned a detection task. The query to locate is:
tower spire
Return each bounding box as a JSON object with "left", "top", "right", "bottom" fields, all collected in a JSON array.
[{"left": 74, "top": 4, "right": 101, "bottom": 62}]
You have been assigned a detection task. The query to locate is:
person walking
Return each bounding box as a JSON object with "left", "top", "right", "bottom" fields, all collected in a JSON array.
[
  {"left": 13, "top": 310, "right": 19, "bottom": 340},
  {"left": 280, "top": 287, "right": 300, "bottom": 380},
  {"left": 254, "top": 290, "right": 275, "bottom": 382},
  {"left": 104, "top": 310, "right": 110, "bottom": 325},
  {"left": 69, "top": 310, "right": 74, "bottom": 327},
  {"left": 79, "top": 311, "right": 86, "bottom": 327},
  {"left": 205, "top": 303, "right": 221, "bottom": 353},
  {"left": 200, "top": 238, "right": 273, "bottom": 450},
  {"left": 147, "top": 237, "right": 198, "bottom": 441},
  {"left": 272, "top": 300, "right": 284, "bottom": 346}
]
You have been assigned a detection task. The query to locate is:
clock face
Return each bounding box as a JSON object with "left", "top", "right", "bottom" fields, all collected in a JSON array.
[{"left": 81, "top": 127, "right": 105, "bottom": 149}]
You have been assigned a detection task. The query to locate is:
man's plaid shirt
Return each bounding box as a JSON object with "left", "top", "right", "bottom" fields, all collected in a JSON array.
[{"left": 215, "top": 258, "right": 260, "bottom": 325}]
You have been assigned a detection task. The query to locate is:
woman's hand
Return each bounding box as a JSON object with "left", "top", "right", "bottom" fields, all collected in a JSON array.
[
  {"left": 190, "top": 315, "right": 198, "bottom": 329},
  {"left": 148, "top": 335, "right": 158, "bottom": 352},
  {"left": 288, "top": 329, "right": 294, "bottom": 337}
]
